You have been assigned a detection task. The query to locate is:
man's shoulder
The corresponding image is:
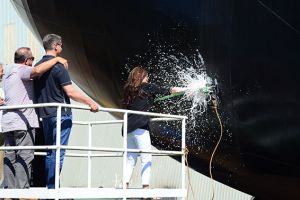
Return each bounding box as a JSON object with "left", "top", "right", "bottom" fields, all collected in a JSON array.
[
  {"left": 35, "top": 55, "right": 62, "bottom": 70},
  {"left": 52, "top": 63, "right": 68, "bottom": 74},
  {"left": 35, "top": 57, "right": 66, "bottom": 75},
  {"left": 35, "top": 56, "right": 52, "bottom": 66},
  {"left": 9, "top": 64, "right": 32, "bottom": 74},
  {"left": 12, "top": 63, "right": 30, "bottom": 69}
]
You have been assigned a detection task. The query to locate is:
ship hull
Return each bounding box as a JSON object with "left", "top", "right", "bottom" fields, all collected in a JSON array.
[{"left": 13, "top": 0, "right": 300, "bottom": 199}]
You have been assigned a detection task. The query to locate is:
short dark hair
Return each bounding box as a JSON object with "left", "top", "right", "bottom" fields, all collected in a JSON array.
[
  {"left": 14, "top": 47, "right": 31, "bottom": 63},
  {"left": 43, "top": 34, "right": 62, "bottom": 51}
]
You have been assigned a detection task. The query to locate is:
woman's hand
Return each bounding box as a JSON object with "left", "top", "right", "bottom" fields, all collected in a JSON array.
[{"left": 170, "top": 87, "right": 187, "bottom": 94}]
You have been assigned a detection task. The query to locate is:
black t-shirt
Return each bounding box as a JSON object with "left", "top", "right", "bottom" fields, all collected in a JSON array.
[
  {"left": 34, "top": 55, "right": 72, "bottom": 118},
  {"left": 126, "top": 83, "right": 170, "bottom": 133}
]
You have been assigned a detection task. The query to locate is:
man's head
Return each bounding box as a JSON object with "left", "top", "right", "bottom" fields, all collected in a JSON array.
[
  {"left": 0, "top": 62, "right": 4, "bottom": 81},
  {"left": 14, "top": 47, "right": 34, "bottom": 66},
  {"left": 42, "top": 34, "right": 63, "bottom": 55}
]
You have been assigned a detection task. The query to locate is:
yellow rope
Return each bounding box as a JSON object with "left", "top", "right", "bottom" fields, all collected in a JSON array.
[
  {"left": 208, "top": 99, "right": 223, "bottom": 200},
  {"left": 183, "top": 95, "right": 223, "bottom": 200},
  {"left": 185, "top": 147, "right": 196, "bottom": 200}
]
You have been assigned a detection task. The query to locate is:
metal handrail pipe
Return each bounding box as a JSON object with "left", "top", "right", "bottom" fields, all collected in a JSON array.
[
  {"left": 0, "top": 103, "right": 187, "bottom": 119},
  {"left": 34, "top": 152, "right": 181, "bottom": 158},
  {"left": 72, "top": 118, "right": 181, "bottom": 126},
  {"left": 0, "top": 145, "right": 183, "bottom": 155},
  {"left": 0, "top": 145, "right": 56, "bottom": 150},
  {"left": 34, "top": 152, "right": 123, "bottom": 157},
  {"left": 73, "top": 120, "right": 124, "bottom": 125},
  {"left": 62, "top": 145, "right": 184, "bottom": 155},
  {"left": 73, "top": 117, "right": 180, "bottom": 125},
  {"left": 150, "top": 117, "right": 182, "bottom": 121}
]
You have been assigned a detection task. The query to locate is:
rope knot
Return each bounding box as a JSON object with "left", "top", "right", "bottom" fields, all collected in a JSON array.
[{"left": 184, "top": 147, "right": 189, "bottom": 155}]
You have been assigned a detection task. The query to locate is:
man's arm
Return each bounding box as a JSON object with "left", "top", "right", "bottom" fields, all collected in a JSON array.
[
  {"left": 30, "top": 57, "right": 68, "bottom": 78},
  {"left": 63, "top": 84, "right": 99, "bottom": 112}
]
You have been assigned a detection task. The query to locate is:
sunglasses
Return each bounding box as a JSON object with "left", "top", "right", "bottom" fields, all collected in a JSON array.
[{"left": 26, "top": 57, "right": 35, "bottom": 61}]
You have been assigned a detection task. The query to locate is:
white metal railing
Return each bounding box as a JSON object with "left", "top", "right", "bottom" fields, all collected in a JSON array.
[{"left": 0, "top": 103, "right": 187, "bottom": 199}]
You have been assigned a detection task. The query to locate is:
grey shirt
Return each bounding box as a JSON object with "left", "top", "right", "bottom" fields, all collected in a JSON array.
[{"left": 1, "top": 64, "right": 39, "bottom": 132}]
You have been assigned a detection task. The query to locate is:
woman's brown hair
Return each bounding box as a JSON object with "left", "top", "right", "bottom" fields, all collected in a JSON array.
[{"left": 123, "top": 66, "right": 148, "bottom": 108}]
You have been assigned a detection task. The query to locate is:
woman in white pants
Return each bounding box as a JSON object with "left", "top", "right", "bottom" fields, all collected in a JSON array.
[
  {"left": 126, "top": 128, "right": 152, "bottom": 186},
  {"left": 123, "top": 66, "right": 184, "bottom": 189}
]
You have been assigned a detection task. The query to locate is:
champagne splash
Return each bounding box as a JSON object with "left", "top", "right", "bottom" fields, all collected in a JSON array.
[
  {"left": 177, "top": 67, "right": 213, "bottom": 126},
  {"left": 147, "top": 49, "right": 214, "bottom": 127}
]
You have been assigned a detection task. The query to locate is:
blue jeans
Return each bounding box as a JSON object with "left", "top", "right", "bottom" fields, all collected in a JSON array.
[{"left": 42, "top": 115, "right": 72, "bottom": 189}]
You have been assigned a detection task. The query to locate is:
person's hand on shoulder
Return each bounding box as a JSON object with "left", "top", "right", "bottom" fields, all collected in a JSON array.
[{"left": 56, "top": 56, "right": 68, "bottom": 69}]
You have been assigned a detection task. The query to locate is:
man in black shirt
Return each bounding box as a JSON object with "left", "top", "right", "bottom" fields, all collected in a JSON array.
[{"left": 35, "top": 33, "right": 99, "bottom": 189}]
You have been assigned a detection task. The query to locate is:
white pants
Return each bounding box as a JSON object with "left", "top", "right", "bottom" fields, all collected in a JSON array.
[{"left": 125, "top": 128, "right": 152, "bottom": 185}]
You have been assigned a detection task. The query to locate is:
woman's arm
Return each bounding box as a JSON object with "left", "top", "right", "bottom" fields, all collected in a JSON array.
[{"left": 170, "top": 87, "right": 187, "bottom": 94}]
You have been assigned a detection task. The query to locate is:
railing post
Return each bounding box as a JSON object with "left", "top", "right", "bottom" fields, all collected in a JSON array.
[
  {"left": 55, "top": 105, "right": 62, "bottom": 200},
  {"left": 181, "top": 118, "right": 186, "bottom": 200},
  {"left": 88, "top": 122, "right": 92, "bottom": 188},
  {"left": 122, "top": 112, "right": 128, "bottom": 200}
]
